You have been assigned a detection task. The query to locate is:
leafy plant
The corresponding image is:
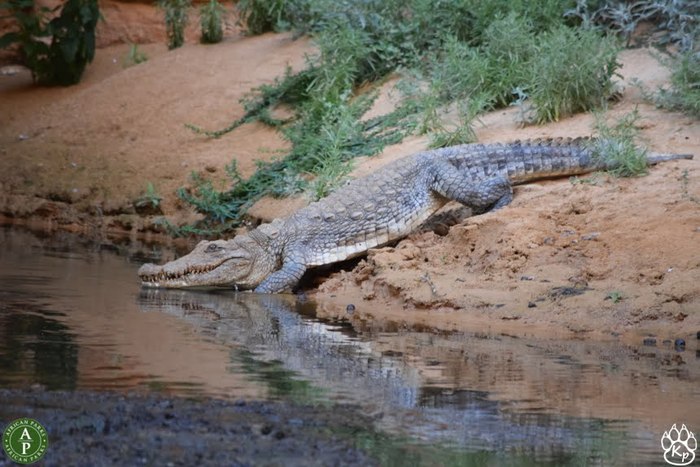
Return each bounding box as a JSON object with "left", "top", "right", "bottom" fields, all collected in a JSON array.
[
  {"left": 307, "top": 157, "right": 354, "bottom": 200},
  {"left": 590, "top": 109, "right": 648, "bottom": 177},
  {"left": 654, "top": 50, "right": 700, "bottom": 117},
  {"left": 176, "top": 168, "right": 239, "bottom": 226},
  {"left": 565, "top": 0, "right": 699, "bottom": 51},
  {"left": 199, "top": 0, "right": 224, "bottom": 44},
  {"left": 605, "top": 291, "right": 623, "bottom": 303},
  {"left": 123, "top": 43, "right": 147, "bottom": 67},
  {"left": 427, "top": 97, "right": 486, "bottom": 149},
  {"left": 158, "top": 0, "right": 190, "bottom": 49},
  {"left": 135, "top": 182, "right": 162, "bottom": 209},
  {"left": 235, "top": 0, "right": 288, "bottom": 35},
  {"left": 0, "top": 0, "right": 99, "bottom": 85},
  {"left": 525, "top": 26, "right": 620, "bottom": 124}
]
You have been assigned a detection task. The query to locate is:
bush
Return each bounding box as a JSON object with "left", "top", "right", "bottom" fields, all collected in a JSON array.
[
  {"left": 200, "top": 0, "right": 224, "bottom": 44},
  {"left": 235, "top": 0, "right": 288, "bottom": 35},
  {"left": 0, "top": 0, "right": 99, "bottom": 85},
  {"left": 159, "top": 0, "right": 190, "bottom": 49},
  {"left": 655, "top": 51, "right": 700, "bottom": 117},
  {"left": 123, "top": 43, "right": 148, "bottom": 67},
  {"left": 590, "top": 110, "right": 648, "bottom": 177},
  {"left": 526, "top": 26, "right": 620, "bottom": 123},
  {"left": 565, "top": 0, "right": 699, "bottom": 51},
  {"left": 425, "top": 14, "right": 536, "bottom": 109}
]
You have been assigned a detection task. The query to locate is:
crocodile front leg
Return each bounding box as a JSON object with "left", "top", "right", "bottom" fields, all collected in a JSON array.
[
  {"left": 430, "top": 160, "right": 513, "bottom": 214},
  {"left": 254, "top": 259, "right": 306, "bottom": 293}
]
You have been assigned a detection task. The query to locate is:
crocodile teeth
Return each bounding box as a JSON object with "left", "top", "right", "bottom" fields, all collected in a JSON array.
[{"left": 142, "top": 263, "right": 218, "bottom": 284}]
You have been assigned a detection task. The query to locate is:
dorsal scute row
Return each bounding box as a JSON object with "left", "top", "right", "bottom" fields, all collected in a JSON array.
[{"left": 509, "top": 136, "right": 593, "bottom": 147}]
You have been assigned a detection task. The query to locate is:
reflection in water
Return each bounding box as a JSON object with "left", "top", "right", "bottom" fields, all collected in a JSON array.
[
  {"left": 138, "top": 289, "right": 416, "bottom": 407},
  {"left": 135, "top": 288, "right": 695, "bottom": 462},
  {"left": 0, "top": 304, "right": 78, "bottom": 390},
  {"left": 0, "top": 228, "right": 698, "bottom": 464}
]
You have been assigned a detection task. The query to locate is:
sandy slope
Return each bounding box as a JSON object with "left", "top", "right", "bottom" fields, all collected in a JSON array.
[
  {"left": 313, "top": 48, "right": 700, "bottom": 341},
  {"left": 0, "top": 17, "right": 698, "bottom": 340}
]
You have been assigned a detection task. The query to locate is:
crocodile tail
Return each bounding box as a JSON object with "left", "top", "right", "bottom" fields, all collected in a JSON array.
[
  {"left": 490, "top": 137, "right": 601, "bottom": 184},
  {"left": 498, "top": 138, "right": 693, "bottom": 183},
  {"left": 646, "top": 153, "right": 694, "bottom": 164}
]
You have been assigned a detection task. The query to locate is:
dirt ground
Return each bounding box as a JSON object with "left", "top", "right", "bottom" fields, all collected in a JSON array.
[
  {"left": 0, "top": 2, "right": 698, "bottom": 342},
  {"left": 0, "top": 388, "right": 377, "bottom": 466}
]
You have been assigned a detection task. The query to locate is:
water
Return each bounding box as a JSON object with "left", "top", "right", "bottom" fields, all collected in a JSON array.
[{"left": 1, "top": 227, "right": 698, "bottom": 465}]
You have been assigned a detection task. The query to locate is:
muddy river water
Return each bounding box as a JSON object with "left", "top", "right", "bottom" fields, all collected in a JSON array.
[{"left": 1, "top": 227, "right": 698, "bottom": 465}]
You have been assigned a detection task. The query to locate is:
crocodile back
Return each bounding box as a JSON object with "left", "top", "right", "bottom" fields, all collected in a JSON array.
[
  {"left": 281, "top": 153, "right": 444, "bottom": 266},
  {"left": 276, "top": 138, "right": 610, "bottom": 266}
]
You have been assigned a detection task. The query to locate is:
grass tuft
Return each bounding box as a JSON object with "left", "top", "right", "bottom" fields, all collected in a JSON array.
[
  {"left": 525, "top": 27, "right": 621, "bottom": 124},
  {"left": 134, "top": 182, "right": 162, "bottom": 210},
  {"left": 565, "top": 0, "right": 698, "bottom": 50},
  {"left": 200, "top": 0, "right": 225, "bottom": 44},
  {"left": 159, "top": 0, "right": 191, "bottom": 50},
  {"left": 590, "top": 109, "right": 648, "bottom": 177},
  {"left": 123, "top": 44, "right": 148, "bottom": 67},
  {"left": 235, "top": 0, "right": 288, "bottom": 35},
  {"left": 654, "top": 51, "right": 700, "bottom": 117}
]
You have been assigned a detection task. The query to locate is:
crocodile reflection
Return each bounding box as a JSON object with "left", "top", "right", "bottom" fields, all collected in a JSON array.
[
  {"left": 138, "top": 289, "right": 419, "bottom": 407},
  {"left": 137, "top": 289, "right": 619, "bottom": 454}
]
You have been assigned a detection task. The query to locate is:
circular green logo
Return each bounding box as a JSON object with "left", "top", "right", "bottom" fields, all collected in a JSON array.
[{"left": 2, "top": 418, "right": 48, "bottom": 464}]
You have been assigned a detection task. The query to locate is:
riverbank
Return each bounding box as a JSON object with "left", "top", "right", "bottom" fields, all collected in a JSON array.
[{"left": 1, "top": 17, "right": 698, "bottom": 341}]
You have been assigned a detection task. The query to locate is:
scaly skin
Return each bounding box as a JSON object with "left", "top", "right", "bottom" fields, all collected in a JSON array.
[{"left": 138, "top": 138, "right": 692, "bottom": 293}]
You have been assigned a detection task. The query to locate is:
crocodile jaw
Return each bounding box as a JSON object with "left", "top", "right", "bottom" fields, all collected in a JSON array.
[
  {"left": 138, "top": 259, "right": 235, "bottom": 288},
  {"left": 138, "top": 236, "right": 275, "bottom": 290}
]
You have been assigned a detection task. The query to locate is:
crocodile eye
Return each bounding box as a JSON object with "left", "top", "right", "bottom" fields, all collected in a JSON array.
[{"left": 206, "top": 244, "right": 221, "bottom": 253}]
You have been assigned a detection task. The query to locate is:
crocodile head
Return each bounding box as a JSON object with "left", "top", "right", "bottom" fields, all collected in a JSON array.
[{"left": 138, "top": 234, "right": 276, "bottom": 290}]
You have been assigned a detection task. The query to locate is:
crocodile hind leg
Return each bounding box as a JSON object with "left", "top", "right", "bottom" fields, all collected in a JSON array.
[{"left": 430, "top": 160, "right": 513, "bottom": 214}]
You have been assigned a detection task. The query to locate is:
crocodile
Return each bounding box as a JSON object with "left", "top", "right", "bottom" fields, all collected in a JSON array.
[{"left": 138, "top": 138, "right": 692, "bottom": 293}]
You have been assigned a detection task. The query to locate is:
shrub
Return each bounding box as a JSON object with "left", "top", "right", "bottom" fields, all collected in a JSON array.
[
  {"left": 655, "top": 51, "right": 700, "bottom": 117},
  {"left": 0, "top": 0, "right": 99, "bottom": 85},
  {"left": 200, "top": 0, "right": 224, "bottom": 44},
  {"left": 526, "top": 26, "right": 620, "bottom": 124},
  {"left": 124, "top": 43, "right": 148, "bottom": 66},
  {"left": 565, "top": 0, "right": 698, "bottom": 51},
  {"left": 590, "top": 109, "right": 648, "bottom": 177},
  {"left": 235, "top": 0, "right": 288, "bottom": 35},
  {"left": 159, "top": 0, "right": 190, "bottom": 49}
]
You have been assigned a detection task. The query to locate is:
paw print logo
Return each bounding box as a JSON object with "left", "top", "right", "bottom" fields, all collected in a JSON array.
[{"left": 661, "top": 424, "right": 697, "bottom": 466}]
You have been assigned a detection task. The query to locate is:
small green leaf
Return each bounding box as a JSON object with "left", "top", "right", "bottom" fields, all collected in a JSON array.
[
  {"left": 59, "top": 37, "right": 79, "bottom": 61},
  {"left": 0, "top": 31, "right": 19, "bottom": 48}
]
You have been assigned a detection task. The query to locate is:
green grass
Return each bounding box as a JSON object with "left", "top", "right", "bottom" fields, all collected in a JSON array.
[
  {"left": 135, "top": 182, "right": 162, "bottom": 209},
  {"left": 235, "top": 0, "right": 288, "bottom": 35},
  {"left": 655, "top": 51, "right": 700, "bottom": 118},
  {"left": 199, "top": 0, "right": 225, "bottom": 44},
  {"left": 427, "top": 97, "right": 486, "bottom": 149},
  {"left": 606, "top": 291, "right": 623, "bottom": 303},
  {"left": 564, "top": 0, "right": 698, "bottom": 50},
  {"left": 159, "top": 0, "right": 190, "bottom": 49},
  {"left": 590, "top": 109, "right": 648, "bottom": 177},
  {"left": 123, "top": 44, "right": 148, "bottom": 67},
  {"left": 525, "top": 26, "right": 620, "bottom": 124}
]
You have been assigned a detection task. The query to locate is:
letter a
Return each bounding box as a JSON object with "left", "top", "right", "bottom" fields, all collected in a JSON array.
[{"left": 19, "top": 428, "right": 32, "bottom": 441}]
